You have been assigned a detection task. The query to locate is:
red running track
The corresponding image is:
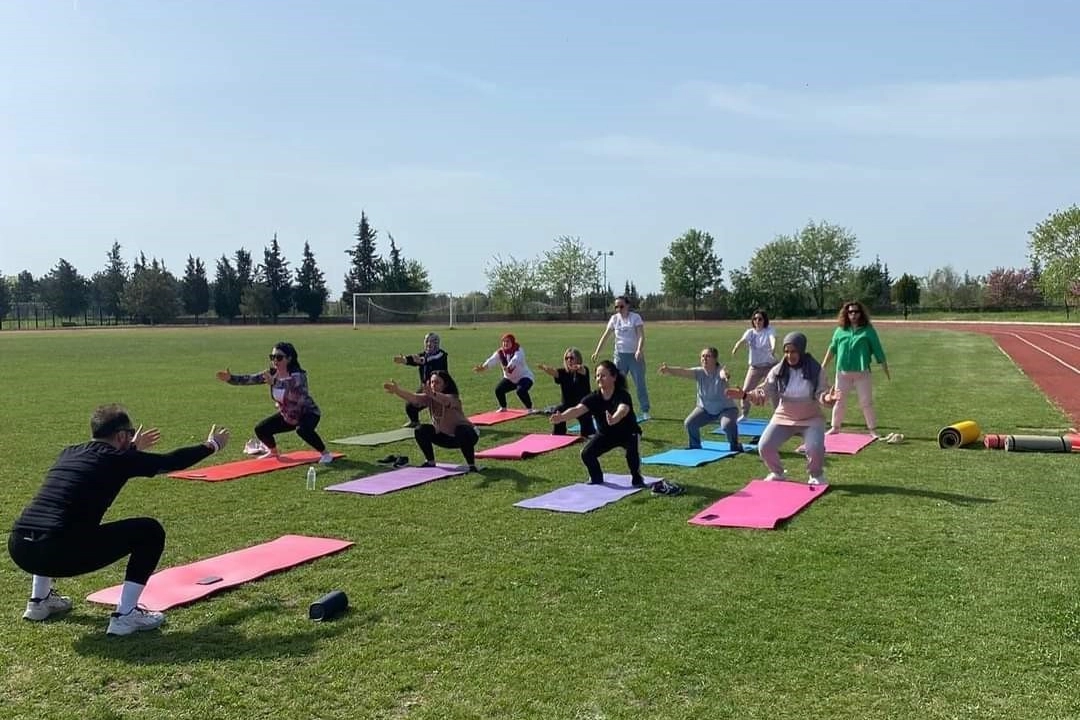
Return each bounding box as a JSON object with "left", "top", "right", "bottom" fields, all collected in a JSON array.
[{"left": 894, "top": 321, "right": 1080, "bottom": 427}]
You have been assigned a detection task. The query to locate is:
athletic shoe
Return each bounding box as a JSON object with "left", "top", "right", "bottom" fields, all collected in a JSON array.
[
  {"left": 106, "top": 607, "right": 165, "bottom": 636},
  {"left": 402, "top": 421, "right": 419, "bottom": 429},
  {"left": 826, "top": 427, "right": 841, "bottom": 435},
  {"left": 467, "top": 464, "right": 482, "bottom": 473},
  {"left": 243, "top": 438, "right": 269, "bottom": 456},
  {"left": 736, "top": 415, "right": 748, "bottom": 423},
  {"left": 763, "top": 472, "right": 787, "bottom": 482},
  {"left": 495, "top": 407, "right": 508, "bottom": 413},
  {"left": 641, "top": 412, "right": 651, "bottom": 421},
  {"left": 318, "top": 452, "right": 334, "bottom": 465},
  {"left": 22, "top": 590, "right": 72, "bottom": 621},
  {"left": 808, "top": 473, "right": 826, "bottom": 487},
  {"left": 257, "top": 448, "right": 281, "bottom": 460},
  {"left": 419, "top": 460, "right": 436, "bottom": 468},
  {"left": 393, "top": 456, "right": 410, "bottom": 468},
  {"left": 651, "top": 480, "right": 684, "bottom": 496},
  {"left": 377, "top": 454, "right": 398, "bottom": 464}
]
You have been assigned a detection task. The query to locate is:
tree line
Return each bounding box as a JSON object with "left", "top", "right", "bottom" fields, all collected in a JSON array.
[
  {"left": 2, "top": 205, "right": 1078, "bottom": 326},
  {"left": 0, "top": 211, "right": 431, "bottom": 325}
]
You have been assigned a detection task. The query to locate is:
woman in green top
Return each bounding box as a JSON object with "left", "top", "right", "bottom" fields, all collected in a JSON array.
[{"left": 821, "top": 301, "right": 890, "bottom": 437}]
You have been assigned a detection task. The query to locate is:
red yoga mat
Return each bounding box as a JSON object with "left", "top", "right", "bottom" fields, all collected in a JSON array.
[
  {"left": 688, "top": 479, "right": 828, "bottom": 530},
  {"left": 467, "top": 408, "right": 531, "bottom": 426},
  {"left": 475, "top": 433, "right": 582, "bottom": 459},
  {"left": 85, "top": 535, "right": 353, "bottom": 611},
  {"left": 167, "top": 451, "right": 344, "bottom": 481}
]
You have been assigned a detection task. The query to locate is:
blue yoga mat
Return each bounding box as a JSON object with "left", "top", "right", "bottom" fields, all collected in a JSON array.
[
  {"left": 641, "top": 440, "right": 756, "bottom": 467},
  {"left": 712, "top": 417, "right": 769, "bottom": 438}
]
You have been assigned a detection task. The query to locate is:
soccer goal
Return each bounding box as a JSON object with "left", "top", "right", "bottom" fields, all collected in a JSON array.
[{"left": 352, "top": 292, "right": 457, "bottom": 329}]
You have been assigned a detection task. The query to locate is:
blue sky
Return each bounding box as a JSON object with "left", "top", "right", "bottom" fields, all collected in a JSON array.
[{"left": 3, "top": 0, "right": 1079, "bottom": 297}]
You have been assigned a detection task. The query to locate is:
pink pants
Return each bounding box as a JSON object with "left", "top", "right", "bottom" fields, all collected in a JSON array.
[{"left": 831, "top": 371, "right": 877, "bottom": 431}]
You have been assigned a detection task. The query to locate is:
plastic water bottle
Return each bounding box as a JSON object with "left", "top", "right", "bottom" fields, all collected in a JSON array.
[{"left": 306, "top": 466, "right": 317, "bottom": 491}]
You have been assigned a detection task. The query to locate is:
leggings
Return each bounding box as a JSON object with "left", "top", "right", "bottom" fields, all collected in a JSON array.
[
  {"left": 8, "top": 517, "right": 166, "bottom": 585},
  {"left": 494, "top": 377, "right": 534, "bottom": 409},
  {"left": 580, "top": 433, "right": 643, "bottom": 485},
  {"left": 415, "top": 423, "right": 479, "bottom": 465},
  {"left": 256, "top": 412, "right": 326, "bottom": 453}
]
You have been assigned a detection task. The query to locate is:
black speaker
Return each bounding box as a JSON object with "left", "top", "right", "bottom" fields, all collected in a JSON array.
[{"left": 308, "top": 590, "right": 348, "bottom": 621}]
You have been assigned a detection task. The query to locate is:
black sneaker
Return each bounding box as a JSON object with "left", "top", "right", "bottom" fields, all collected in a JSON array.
[
  {"left": 631, "top": 477, "right": 646, "bottom": 488},
  {"left": 467, "top": 464, "right": 482, "bottom": 473},
  {"left": 652, "top": 480, "right": 684, "bottom": 496},
  {"left": 393, "top": 456, "right": 410, "bottom": 468},
  {"left": 377, "top": 454, "right": 398, "bottom": 464}
]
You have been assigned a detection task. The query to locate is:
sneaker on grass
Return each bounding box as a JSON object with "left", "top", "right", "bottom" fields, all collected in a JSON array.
[
  {"left": 23, "top": 590, "right": 72, "bottom": 621},
  {"left": 106, "top": 607, "right": 165, "bottom": 636}
]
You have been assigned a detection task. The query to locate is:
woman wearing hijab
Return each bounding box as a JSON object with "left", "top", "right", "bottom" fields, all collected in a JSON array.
[
  {"left": 729, "top": 332, "right": 841, "bottom": 486},
  {"left": 393, "top": 332, "right": 449, "bottom": 428},
  {"left": 473, "top": 333, "right": 535, "bottom": 411}
]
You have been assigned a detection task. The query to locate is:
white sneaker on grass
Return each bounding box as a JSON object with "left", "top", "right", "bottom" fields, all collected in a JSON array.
[
  {"left": 107, "top": 607, "right": 166, "bottom": 636},
  {"left": 23, "top": 590, "right": 72, "bottom": 621},
  {"left": 763, "top": 472, "right": 787, "bottom": 482},
  {"left": 318, "top": 452, "right": 334, "bottom": 465},
  {"left": 808, "top": 473, "right": 826, "bottom": 486}
]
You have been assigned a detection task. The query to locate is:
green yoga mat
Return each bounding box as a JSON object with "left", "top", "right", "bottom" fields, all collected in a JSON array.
[{"left": 330, "top": 428, "right": 415, "bottom": 446}]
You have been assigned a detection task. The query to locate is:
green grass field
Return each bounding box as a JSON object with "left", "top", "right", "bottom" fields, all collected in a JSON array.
[{"left": 1, "top": 322, "right": 1078, "bottom": 720}]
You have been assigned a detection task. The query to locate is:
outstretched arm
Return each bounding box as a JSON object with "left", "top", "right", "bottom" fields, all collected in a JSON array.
[
  {"left": 657, "top": 362, "right": 696, "bottom": 379},
  {"left": 383, "top": 379, "right": 426, "bottom": 404},
  {"left": 536, "top": 363, "right": 559, "bottom": 378},
  {"left": 550, "top": 403, "right": 588, "bottom": 424}
]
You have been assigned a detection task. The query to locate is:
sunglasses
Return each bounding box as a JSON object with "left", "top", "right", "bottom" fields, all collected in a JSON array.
[
  {"left": 614, "top": 305, "right": 626, "bottom": 309},
  {"left": 846, "top": 309, "right": 861, "bottom": 315},
  {"left": 269, "top": 353, "right": 286, "bottom": 361}
]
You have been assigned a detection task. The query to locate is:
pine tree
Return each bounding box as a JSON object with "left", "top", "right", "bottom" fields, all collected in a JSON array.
[
  {"left": 294, "top": 242, "right": 330, "bottom": 321},
  {"left": 341, "top": 212, "right": 384, "bottom": 303},
  {"left": 259, "top": 233, "right": 293, "bottom": 318},
  {"left": 213, "top": 255, "right": 241, "bottom": 320},
  {"left": 180, "top": 255, "right": 211, "bottom": 317}
]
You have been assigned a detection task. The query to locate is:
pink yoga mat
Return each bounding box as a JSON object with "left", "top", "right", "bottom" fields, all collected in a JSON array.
[
  {"left": 475, "top": 433, "right": 582, "bottom": 459},
  {"left": 688, "top": 479, "right": 828, "bottom": 529},
  {"left": 86, "top": 534, "right": 353, "bottom": 611},
  {"left": 167, "top": 451, "right": 344, "bottom": 481},
  {"left": 468, "top": 408, "right": 531, "bottom": 426},
  {"left": 797, "top": 433, "right": 876, "bottom": 455},
  {"left": 324, "top": 463, "right": 466, "bottom": 495}
]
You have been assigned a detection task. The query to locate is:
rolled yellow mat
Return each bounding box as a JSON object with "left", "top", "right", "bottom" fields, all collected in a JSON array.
[
  {"left": 1004, "top": 435, "right": 1070, "bottom": 453},
  {"left": 938, "top": 420, "right": 982, "bottom": 449}
]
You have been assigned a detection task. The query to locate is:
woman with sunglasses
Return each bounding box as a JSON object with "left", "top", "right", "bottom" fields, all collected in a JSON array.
[
  {"left": 821, "top": 301, "right": 891, "bottom": 437},
  {"left": 216, "top": 341, "right": 333, "bottom": 463},
  {"left": 537, "top": 347, "right": 595, "bottom": 437},
  {"left": 591, "top": 295, "right": 651, "bottom": 421},
  {"left": 730, "top": 308, "right": 777, "bottom": 421}
]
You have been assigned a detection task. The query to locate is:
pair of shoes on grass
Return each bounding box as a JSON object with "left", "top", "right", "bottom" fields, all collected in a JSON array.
[
  {"left": 650, "top": 480, "right": 684, "bottom": 496},
  {"left": 378, "top": 455, "right": 409, "bottom": 468}
]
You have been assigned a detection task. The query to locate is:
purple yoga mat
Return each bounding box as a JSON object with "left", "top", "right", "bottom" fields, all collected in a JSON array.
[
  {"left": 688, "top": 479, "right": 828, "bottom": 529},
  {"left": 324, "top": 463, "right": 466, "bottom": 495},
  {"left": 513, "top": 473, "right": 662, "bottom": 513},
  {"left": 797, "top": 432, "right": 877, "bottom": 455}
]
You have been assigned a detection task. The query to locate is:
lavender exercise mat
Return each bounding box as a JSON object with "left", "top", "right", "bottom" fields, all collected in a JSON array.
[
  {"left": 324, "top": 463, "right": 466, "bottom": 496},
  {"left": 513, "top": 473, "right": 661, "bottom": 513}
]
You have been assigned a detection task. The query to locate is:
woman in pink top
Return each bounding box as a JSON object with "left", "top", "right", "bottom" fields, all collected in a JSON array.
[{"left": 729, "top": 332, "right": 840, "bottom": 486}]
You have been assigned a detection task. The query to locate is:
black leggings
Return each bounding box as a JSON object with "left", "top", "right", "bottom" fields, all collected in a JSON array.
[
  {"left": 580, "top": 433, "right": 643, "bottom": 485},
  {"left": 552, "top": 403, "right": 595, "bottom": 437},
  {"left": 256, "top": 412, "right": 326, "bottom": 453},
  {"left": 495, "top": 377, "right": 533, "bottom": 409},
  {"left": 8, "top": 517, "right": 166, "bottom": 585},
  {"left": 414, "top": 423, "right": 479, "bottom": 465}
]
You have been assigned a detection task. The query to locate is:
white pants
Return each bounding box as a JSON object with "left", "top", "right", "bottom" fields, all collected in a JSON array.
[{"left": 831, "top": 371, "right": 877, "bottom": 431}]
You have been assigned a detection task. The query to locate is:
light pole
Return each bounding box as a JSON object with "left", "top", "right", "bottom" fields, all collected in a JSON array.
[{"left": 598, "top": 250, "right": 614, "bottom": 297}]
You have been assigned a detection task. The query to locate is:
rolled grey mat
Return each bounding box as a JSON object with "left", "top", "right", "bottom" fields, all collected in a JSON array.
[
  {"left": 309, "top": 590, "right": 349, "bottom": 620},
  {"left": 1004, "top": 435, "right": 1070, "bottom": 453}
]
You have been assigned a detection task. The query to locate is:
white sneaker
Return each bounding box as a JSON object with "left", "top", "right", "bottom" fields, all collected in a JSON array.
[
  {"left": 257, "top": 448, "right": 281, "bottom": 460},
  {"left": 22, "top": 590, "right": 73, "bottom": 621},
  {"left": 641, "top": 412, "right": 651, "bottom": 421},
  {"left": 243, "top": 438, "right": 268, "bottom": 456},
  {"left": 763, "top": 472, "right": 787, "bottom": 482},
  {"left": 495, "top": 407, "right": 508, "bottom": 413},
  {"left": 107, "top": 607, "right": 166, "bottom": 636},
  {"left": 809, "top": 473, "right": 826, "bottom": 486},
  {"left": 318, "top": 452, "right": 334, "bottom": 465},
  {"left": 736, "top": 415, "right": 748, "bottom": 423}
]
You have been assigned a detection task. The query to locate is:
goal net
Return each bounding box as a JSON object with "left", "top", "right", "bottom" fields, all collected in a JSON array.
[{"left": 352, "top": 292, "right": 456, "bottom": 329}]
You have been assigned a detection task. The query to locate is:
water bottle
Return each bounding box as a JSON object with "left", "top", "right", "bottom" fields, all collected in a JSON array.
[{"left": 306, "top": 466, "right": 317, "bottom": 491}]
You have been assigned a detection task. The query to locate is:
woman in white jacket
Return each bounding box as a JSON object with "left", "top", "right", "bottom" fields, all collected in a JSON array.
[{"left": 473, "top": 332, "right": 535, "bottom": 412}]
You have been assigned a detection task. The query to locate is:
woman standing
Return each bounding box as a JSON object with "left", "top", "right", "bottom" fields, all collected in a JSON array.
[
  {"left": 821, "top": 301, "right": 890, "bottom": 437},
  {"left": 730, "top": 332, "right": 840, "bottom": 486},
  {"left": 658, "top": 347, "right": 742, "bottom": 451},
  {"left": 730, "top": 309, "right": 777, "bottom": 420},
  {"left": 216, "top": 341, "right": 332, "bottom": 464},
  {"left": 591, "top": 296, "right": 650, "bottom": 420},
  {"left": 384, "top": 370, "right": 480, "bottom": 472}
]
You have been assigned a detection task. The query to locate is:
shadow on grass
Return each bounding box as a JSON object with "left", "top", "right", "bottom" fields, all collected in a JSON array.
[
  {"left": 70, "top": 602, "right": 377, "bottom": 664},
  {"left": 468, "top": 466, "right": 542, "bottom": 492},
  {"left": 831, "top": 483, "right": 997, "bottom": 506}
]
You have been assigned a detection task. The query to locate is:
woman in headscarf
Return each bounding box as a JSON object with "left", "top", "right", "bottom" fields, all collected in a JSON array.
[
  {"left": 729, "top": 332, "right": 840, "bottom": 486},
  {"left": 473, "top": 333, "right": 535, "bottom": 412},
  {"left": 392, "top": 332, "right": 449, "bottom": 428}
]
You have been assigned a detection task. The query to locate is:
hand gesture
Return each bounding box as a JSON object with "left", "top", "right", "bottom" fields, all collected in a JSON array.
[
  {"left": 725, "top": 387, "right": 745, "bottom": 400},
  {"left": 538, "top": 362, "right": 551, "bottom": 373},
  {"left": 605, "top": 410, "right": 617, "bottom": 425},
  {"left": 422, "top": 382, "right": 436, "bottom": 397},
  {"left": 634, "top": 350, "right": 643, "bottom": 362},
  {"left": 392, "top": 354, "right": 406, "bottom": 364},
  {"left": 657, "top": 362, "right": 669, "bottom": 375},
  {"left": 215, "top": 369, "right": 230, "bottom": 382},
  {"left": 719, "top": 369, "right": 729, "bottom": 382},
  {"left": 473, "top": 364, "right": 485, "bottom": 373},
  {"left": 132, "top": 425, "right": 161, "bottom": 451},
  {"left": 823, "top": 386, "right": 842, "bottom": 405},
  {"left": 590, "top": 350, "right": 600, "bottom": 363},
  {"left": 206, "top": 424, "right": 231, "bottom": 451},
  {"left": 549, "top": 412, "right": 564, "bottom": 424},
  {"left": 383, "top": 379, "right": 399, "bottom": 394}
]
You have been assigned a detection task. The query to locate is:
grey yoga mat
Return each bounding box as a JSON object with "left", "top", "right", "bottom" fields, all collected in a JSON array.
[{"left": 1004, "top": 435, "right": 1070, "bottom": 453}]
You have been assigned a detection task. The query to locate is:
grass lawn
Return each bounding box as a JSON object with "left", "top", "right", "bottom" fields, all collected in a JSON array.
[{"left": 1, "top": 322, "right": 1078, "bottom": 720}]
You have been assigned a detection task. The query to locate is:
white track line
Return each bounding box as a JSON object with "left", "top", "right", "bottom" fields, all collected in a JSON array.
[
  {"left": 1026, "top": 331, "right": 1080, "bottom": 352},
  {"left": 1000, "top": 333, "right": 1080, "bottom": 375}
]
